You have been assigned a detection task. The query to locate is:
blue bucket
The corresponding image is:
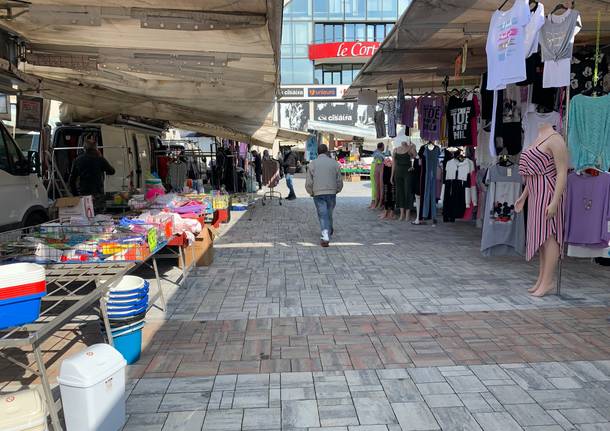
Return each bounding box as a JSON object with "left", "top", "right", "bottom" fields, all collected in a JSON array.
[
  {"left": 108, "top": 305, "right": 147, "bottom": 319},
  {"left": 0, "top": 292, "right": 45, "bottom": 330},
  {"left": 107, "top": 297, "right": 148, "bottom": 310},
  {"left": 111, "top": 322, "right": 144, "bottom": 364}
]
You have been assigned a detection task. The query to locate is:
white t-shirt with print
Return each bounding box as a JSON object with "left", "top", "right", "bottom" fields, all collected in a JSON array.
[{"left": 486, "top": 0, "right": 532, "bottom": 90}]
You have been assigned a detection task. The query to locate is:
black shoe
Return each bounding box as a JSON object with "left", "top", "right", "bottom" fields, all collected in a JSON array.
[
  {"left": 286, "top": 195, "right": 296, "bottom": 200},
  {"left": 320, "top": 240, "right": 329, "bottom": 247}
]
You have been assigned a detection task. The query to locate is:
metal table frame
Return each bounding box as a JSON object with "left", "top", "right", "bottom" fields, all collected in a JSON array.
[{"left": 0, "top": 243, "right": 181, "bottom": 430}]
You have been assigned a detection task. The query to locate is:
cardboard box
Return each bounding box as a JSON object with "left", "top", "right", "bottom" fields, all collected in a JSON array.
[
  {"left": 55, "top": 196, "right": 95, "bottom": 219},
  {"left": 180, "top": 226, "right": 215, "bottom": 268}
]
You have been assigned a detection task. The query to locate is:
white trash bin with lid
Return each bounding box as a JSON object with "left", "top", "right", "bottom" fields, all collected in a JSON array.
[
  {"left": 0, "top": 389, "right": 47, "bottom": 431},
  {"left": 58, "top": 343, "right": 127, "bottom": 431}
]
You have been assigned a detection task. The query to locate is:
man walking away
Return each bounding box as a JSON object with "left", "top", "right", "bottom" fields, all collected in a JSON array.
[
  {"left": 283, "top": 148, "right": 298, "bottom": 200},
  {"left": 69, "top": 133, "right": 116, "bottom": 212},
  {"left": 305, "top": 144, "right": 343, "bottom": 247}
]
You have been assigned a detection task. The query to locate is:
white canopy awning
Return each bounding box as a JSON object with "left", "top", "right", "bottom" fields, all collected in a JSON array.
[
  {"left": 1, "top": 0, "right": 283, "bottom": 144},
  {"left": 345, "top": 0, "right": 610, "bottom": 98}
]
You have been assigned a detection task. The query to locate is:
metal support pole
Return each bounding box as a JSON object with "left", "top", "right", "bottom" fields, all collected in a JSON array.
[
  {"left": 556, "top": 84, "right": 571, "bottom": 297},
  {"left": 151, "top": 256, "right": 166, "bottom": 310},
  {"left": 100, "top": 296, "right": 114, "bottom": 346},
  {"left": 34, "top": 346, "right": 63, "bottom": 431}
]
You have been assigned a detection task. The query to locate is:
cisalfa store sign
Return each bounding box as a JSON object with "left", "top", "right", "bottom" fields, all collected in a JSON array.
[
  {"left": 308, "top": 42, "right": 381, "bottom": 61},
  {"left": 279, "top": 85, "right": 349, "bottom": 101}
]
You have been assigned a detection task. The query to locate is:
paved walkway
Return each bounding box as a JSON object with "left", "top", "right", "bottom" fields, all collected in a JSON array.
[
  {"left": 1, "top": 177, "right": 609, "bottom": 430},
  {"left": 124, "top": 178, "right": 610, "bottom": 430}
]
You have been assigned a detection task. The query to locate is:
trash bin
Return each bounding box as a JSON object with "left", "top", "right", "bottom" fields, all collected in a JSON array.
[
  {"left": 58, "top": 344, "right": 127, "bottom": 431},
  {"left": 0, "top": 389, "right": 47, "bottom": 431}
]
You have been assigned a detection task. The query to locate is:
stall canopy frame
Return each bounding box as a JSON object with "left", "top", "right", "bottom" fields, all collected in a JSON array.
[{"left": 344, "top": 0, "right": 610, "bottom": 98}]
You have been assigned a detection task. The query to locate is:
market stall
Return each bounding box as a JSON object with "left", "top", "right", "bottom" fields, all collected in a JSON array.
[{"left": 345, "top": 0, "right": 610, "bottom": 295}]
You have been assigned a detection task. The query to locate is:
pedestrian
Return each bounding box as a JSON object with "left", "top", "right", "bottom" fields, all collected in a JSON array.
[
  {"left": 282, "top": 147, "right": 298, "bottom": 200},
  {"left": 69, "top": 133, "right": 116, "bottom": 212},
  {"left": 305, "top": 144, "right": 344, "bottom": 247},
  {"left": 252, "top": 150, "right": 263, "bottom": 190}
]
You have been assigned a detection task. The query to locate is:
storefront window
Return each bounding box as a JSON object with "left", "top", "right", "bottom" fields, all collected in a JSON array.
[
  {"left": 375, "top": 24, "right": 386, "bottom": 41},
  {"left": 334, "top": 24, "right": 343, "bottom": 42},
  {"left": 292, "top": 59, "right": 314, "bottom": 84},
  {"left": 314, "top": 67, "right": 323, "bottom": 84},
  {"left": 285, "top": 0, "right": 311, "bottom": 19},
  {"left": 293, "top": 21, "right": 311, "bottom": 55},
  {"left": 367, "top": 0, "right": 382, "bottom": 19},
  {"left": 329, "top": 0, "right": 343, "bottom": 19},
  {"left": 382, "top": 0, "right": 398, "bottom": 20},
  {"left": 366, "top": 24, "right": 375, "bottom": 41},
  {"left": 345, "top": 24, "right": 355, "bottom": 41},
  {"left": 313, "top": 0, "right": 328, "bottom": 19},
  {"left": 314, "top": 23, "right": 324, "bottom": 43},
  {"left": 386, "top": 23, "right": 394, "bottom": 36},
  {"left": 345, "top": 0, "right": 366, "bottom": 19},
  {"left": 355, "top": 23, "right": 366, "bottom": 41}
]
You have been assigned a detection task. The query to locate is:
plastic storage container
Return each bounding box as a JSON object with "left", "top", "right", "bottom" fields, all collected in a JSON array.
[
  {"left": 58, "top": 344, "right": 126, "bottom": 431},
  {"left": 0, "top": 389, "right": 48, "bottom": 431},
  {"left": 0, "top": 263, "right": 47, "bottom": 330}
]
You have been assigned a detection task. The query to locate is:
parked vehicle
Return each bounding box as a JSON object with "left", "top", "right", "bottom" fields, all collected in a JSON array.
[
  {"left": 50, "top": 122, "right": 164, "bottom": 195},
  {"left": 0, "top": 121, "right": 49, "bottom": 231}
]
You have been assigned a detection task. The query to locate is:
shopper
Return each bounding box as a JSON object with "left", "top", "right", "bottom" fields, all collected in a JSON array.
[
  {"left": 252, "top": 150, "right": 263, "bottom": 190},
  {"left": 69, "top": 134, "right": 116, "bottom": 212},
  {"left": 283, "top": 148, "right": 298, "bottom": 200},
  {"left": 305, "top": 144, "right": 344, "bottom": 247}
]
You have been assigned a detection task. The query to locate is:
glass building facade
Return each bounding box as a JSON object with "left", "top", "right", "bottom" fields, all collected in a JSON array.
[{"left": 281, "top": 0, "right": 411, "bottom": 85}]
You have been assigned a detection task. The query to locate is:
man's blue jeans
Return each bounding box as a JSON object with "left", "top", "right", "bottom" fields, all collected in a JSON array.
[
  {"left": 286, "top": 174, "right": 295, "bottom": 196},
  {"left": 313, "top": 194, "right": 336, "bottom": 236}
]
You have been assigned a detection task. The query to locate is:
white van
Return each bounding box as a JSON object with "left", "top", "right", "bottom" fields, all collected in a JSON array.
[
  {"left": 51, "top": 123, "right": 163, "bottom": 194},
  {"left": 0, "top": 121, "right": 49, "bottom": 231}
]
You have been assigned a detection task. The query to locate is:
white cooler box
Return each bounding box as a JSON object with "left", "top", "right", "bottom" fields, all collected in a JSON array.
[
  {"left": 0, "top": 389, "right": 47, "bottom": 431},
  {"left": 58, "top": 344, "right": 126, "bottom": 431}
]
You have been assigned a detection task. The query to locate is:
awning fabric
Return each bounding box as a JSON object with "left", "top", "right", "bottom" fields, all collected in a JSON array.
[
  {"left": 345, "top": 0, "right": 610, "bottom": 98},
  {"left": 1, "top": 0, "right": 283, "bottom": 144}
]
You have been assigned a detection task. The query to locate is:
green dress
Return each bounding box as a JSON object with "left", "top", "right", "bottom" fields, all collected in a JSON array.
[
  {"left": 370, "top": 159, "right": 381, "bottom": 200},
  {"left": 394, "top": 152, "right": 415, "bottom": 210}
]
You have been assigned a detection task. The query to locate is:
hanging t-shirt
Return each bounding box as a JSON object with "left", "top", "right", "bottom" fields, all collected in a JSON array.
[
  {"left": 481, "top": 164, "right": 526, "bottom": 257},
  {"left": 540, "top": 9, "right": 582, "bottom": 88},
  {"left": 529, "top": 53, "right": 559, "bottom": 111},
  {"left": 402, "top": 98, "right": 417, "bottom": 128},
  {"left": 447, "top": 96, "right": 476, "bottom": 147},
  {"left": 374, "top": 109, "right": 386, "bottom": 139},
  {"left": 522, "top": 111, "right": 561, "bottom": 150},
  {"left": 418, "top": 95, "right": 444, "bottom": 141},
  {"left": 524, "top": 2, "right": 545, "bottom": 58},
  {"left": 486, "top": 0, "right": 531, "bottom": 90},
  {"left": 570, "top": 50, "right": 608, "bottom": 97}
]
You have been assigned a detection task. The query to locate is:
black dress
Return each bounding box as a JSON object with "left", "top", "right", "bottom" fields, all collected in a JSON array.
[{"left": 383, "top": 163, "right": 395, "bottom": 210}]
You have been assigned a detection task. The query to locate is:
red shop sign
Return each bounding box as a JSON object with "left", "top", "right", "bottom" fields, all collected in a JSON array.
[{"left": 308, "top": 42, "right": 381, "bottom": 61}]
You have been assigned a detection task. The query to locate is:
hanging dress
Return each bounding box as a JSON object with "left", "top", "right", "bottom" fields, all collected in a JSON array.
[
  {"left": 518, "top": 135, "right": 564, "bottom": 261},
  {"left": 382, "top": 160, "right": 395, "bottom": 210},
  {"left": 394, "top": 152, "right": 415, "bottom": 210}
]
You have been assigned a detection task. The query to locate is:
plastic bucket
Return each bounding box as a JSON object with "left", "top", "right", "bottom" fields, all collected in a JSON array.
[
  {"left": 107, "top": 305, "right": 147, "bottom": 319},
  {"left": 0, "top": 263, "right": 45, "bottom": 289},
  {"left": 107, "top": 286, "right": 149, "bottom": 301},
  {"left": 0, "top": 292, "right": 45, "bottom": 330},
  {"left": 109, "top": 276, "right": 145, "bottom": 295},
  {"left": 112, "top": 325, "right": 143, "bottom": 364}
]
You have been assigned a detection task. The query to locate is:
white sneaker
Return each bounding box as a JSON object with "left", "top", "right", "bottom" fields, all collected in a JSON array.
[{"left": 321, "top": 230, "right": 330, "bottom": 242}]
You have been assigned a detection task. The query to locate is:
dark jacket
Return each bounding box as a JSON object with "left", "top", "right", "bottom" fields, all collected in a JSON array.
[
  {"left": 253, "top": 153, "right": 262, "bottom": 174},
  {"left": 69, "top": 151, "right": 115, "bottom": 196},
  {"left": 283, "top": 150, "right": 298, "bottom": 175}
]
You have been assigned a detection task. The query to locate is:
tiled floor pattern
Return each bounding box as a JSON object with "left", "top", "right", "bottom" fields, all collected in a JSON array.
[
  {"left": 131, "top": 307, "right": 610, "bottom": 379},
  {"left": 124, "top": 360, "right": 610, "bottom": 431},
  {"left": 2, "top": 178, "right": 610, "bottom": 430},
  {"left": 148, "top": 181, "right": 610, "bottom": 322}
]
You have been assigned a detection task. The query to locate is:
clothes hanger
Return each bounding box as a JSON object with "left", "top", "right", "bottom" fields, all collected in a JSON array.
[
  {"left": 550, "top": 2, "right": 572, "bottom": 15},
  {"left": 529, "top": 0, "right": 538, "bottom": 12},
  {"left": 498, "top": 0, "right": 510, "bottom": 10}
]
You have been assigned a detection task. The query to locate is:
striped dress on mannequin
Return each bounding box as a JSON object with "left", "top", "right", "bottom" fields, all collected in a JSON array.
[{"left": 518, "top": 137, "right": 564, "bottom": 261}]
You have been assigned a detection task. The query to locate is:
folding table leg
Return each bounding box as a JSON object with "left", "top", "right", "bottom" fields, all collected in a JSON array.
[
  {"left": 178, "top": 246, "right": 187, "bottom": 283},
  {"left": 34, "top": 347, "right": 63, "bottom": 431},
  {"left": 152, "top": 256, "right": 166, "bottom": 310},
  {"left": 100, "top": 298, "right": 114, "bottom": 346}
]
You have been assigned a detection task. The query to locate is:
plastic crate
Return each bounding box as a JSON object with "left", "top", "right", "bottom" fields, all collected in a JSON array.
[{"left": 0, "top": 291, "right": 45, "bottom": 330}]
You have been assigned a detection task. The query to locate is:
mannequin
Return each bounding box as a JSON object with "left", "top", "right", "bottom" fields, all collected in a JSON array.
[
  {"left": 391, "top": 140, "right": 418, "bottom": 221},
  {"left": 422, "top": 141, "right": 441, "bottom": 224},
  {"left": 516, "top": 123, "right": 568, "bottom": 297},
  {"left": 380, "top": 157, "right": 396, "bottom": 220}
]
